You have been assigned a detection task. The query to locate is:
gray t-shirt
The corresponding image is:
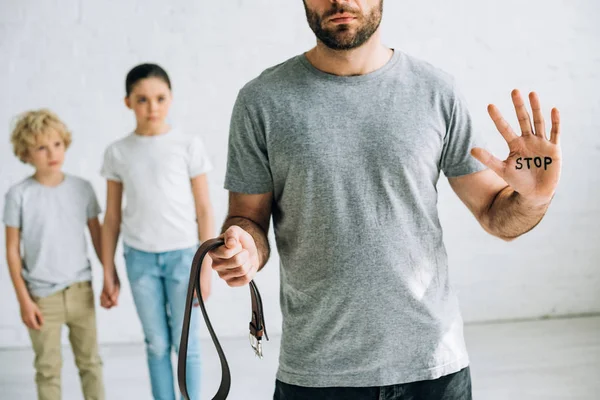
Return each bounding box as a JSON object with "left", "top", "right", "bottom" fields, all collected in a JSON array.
[
  {"left": 3, "top": 175, "right": 101, "bottom": 298},
  {"left": 225, "top": 50, "right": 487, "bottom": 387}
]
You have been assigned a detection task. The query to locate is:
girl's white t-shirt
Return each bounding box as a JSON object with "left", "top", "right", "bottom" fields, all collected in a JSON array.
[{"left": 101, "top": 129, "right": 213, "bottom": 253}]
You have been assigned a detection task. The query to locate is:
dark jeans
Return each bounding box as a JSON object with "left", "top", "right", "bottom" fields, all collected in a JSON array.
[{"left": 273, "top": 367, "right": 472, "bottom": 400}]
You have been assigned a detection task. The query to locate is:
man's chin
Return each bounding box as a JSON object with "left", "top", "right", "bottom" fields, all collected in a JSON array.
[
  {"left": 324, "top": 40, "right": 361, "bottom": 51},
  {"left": 319, "top": 32, "right": 359, "bottom": 49}
]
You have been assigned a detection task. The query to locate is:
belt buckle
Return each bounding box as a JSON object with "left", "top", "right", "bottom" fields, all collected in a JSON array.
[{"left": 249, "top": 333, "right": 263, "bottom": 359}]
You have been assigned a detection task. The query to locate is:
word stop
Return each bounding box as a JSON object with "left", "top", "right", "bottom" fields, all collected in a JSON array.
[{"left": 516, "top": 157, "right": 552, "bottom": 170}]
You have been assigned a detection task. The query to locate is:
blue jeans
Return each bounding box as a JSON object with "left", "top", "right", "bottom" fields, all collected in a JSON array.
[
  {"left": 124, "top": 244, "right": 202, "bottom": 400},
  {"left": 273, "top": 367, "right": 472, "bottom": 400}
]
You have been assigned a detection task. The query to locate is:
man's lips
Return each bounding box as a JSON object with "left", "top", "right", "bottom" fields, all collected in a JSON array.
[
  {"left": 329, "top": 13, "right": 356, "bottom": 23},
  {"left": 331, "top": 17, "right": 355, "bottom": 23}
]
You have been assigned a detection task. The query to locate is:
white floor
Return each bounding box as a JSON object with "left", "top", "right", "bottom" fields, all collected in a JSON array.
[{"left": 0, "top": 316, "right": 598, "bottom": 400}]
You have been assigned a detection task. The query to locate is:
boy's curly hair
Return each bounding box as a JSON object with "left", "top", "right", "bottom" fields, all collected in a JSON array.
[{"left": 10, "top": 109, "right": 72, "bottom": 163}]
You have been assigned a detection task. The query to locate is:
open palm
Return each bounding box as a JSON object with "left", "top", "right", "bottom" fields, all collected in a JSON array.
[{"left": 471, "top": 89, "right": 562, "bottom": 204}]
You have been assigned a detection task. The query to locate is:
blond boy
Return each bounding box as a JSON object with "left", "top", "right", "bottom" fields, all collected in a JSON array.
[{"left": 3, "top": 109, "right": 105, "bottom": 400}]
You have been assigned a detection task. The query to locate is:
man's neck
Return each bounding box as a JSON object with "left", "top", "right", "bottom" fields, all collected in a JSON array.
[
  {"left": 304, "top": 33, "right": 393, "bottom": 77},
  {"left": 33, "top": 170, "right": 65, "bottom": 187}
]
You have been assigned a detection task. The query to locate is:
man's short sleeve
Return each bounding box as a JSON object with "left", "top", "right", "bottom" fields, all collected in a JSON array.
[
  {"left": 100, "top": 145, "right": 121, "bottom": 182},
  {"left": 440, "top": 86, "right": 488, "bottom": 177},
  {"left": 3, "top": 187, "right": 21, "bottom": 228},
  {"left": 224, "top": 91, "right": 273, "bottom": 194},
  {"left": 85, "top": 181, "right": 102, "bottom": 219},
  {"left": 188, "top": 136, "right": 213, "bottom": 178}
]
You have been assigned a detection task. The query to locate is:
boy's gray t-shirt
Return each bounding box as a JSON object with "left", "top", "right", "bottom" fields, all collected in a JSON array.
[
  {"left": 3, "top": 175, "right": 101, "bottom": 298},
  {"left": 225, "top": 50, "right": 487, "bottom": 387}
]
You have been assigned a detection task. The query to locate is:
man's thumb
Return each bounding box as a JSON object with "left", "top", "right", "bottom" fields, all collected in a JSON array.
[{"left": 224, "top": 228, "right": 239, "bottom": 248}]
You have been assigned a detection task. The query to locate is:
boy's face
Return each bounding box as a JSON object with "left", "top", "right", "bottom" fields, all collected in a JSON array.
[{"left": 26, "top": 129, "right": 66, "bottom": 174}]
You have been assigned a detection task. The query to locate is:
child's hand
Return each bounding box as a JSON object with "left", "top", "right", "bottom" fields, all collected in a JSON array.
[
  {"left": 101, "top": 271, "right": 121, "bottom": 309},
  {"left": 199, "top": 280, "right": 211, "bottom": 303},
  {"left": 192, "top": 290, "right": 200, "bottom": 307},
  {"left": 191, "top": 250, "right": 213, "bottom": 306},
  {"left": 199, "top": 253, "right": 212, "bottom": 303},
  {"left": 20, "top": 298, "right": 44, "bottom": 330}
]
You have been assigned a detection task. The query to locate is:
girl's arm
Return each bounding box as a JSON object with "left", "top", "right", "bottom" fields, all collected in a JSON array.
[
  {"left": 100, "top": 180, "right": 123, "bottom": 307},
  {"left": 5, "top": 226, "right": 44, "bottom": 330},
  {"left": 87, "top": 217, "right": 102, "bottom": 262},
  {"left": 191, "top": 174, "right": 215, "bottom": 301}
]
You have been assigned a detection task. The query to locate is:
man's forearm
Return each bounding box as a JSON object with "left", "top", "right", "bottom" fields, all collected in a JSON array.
[
  {"left": 483, "top": 186, "right": 551, "bottom": 240},
  {"left": 221, "top": 216, "right": 270, "bottom": 271}
]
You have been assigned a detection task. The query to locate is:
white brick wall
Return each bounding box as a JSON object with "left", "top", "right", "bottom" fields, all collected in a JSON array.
[{"left": 1, "top": 0, "right": 598, "bottom": 348}]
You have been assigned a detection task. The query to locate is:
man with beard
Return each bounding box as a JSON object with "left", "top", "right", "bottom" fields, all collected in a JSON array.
[{"left": 210, "top": 0, "right": 562, "bottom": 399}]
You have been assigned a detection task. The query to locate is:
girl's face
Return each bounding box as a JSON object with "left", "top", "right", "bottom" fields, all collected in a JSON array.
[{"left": 125, "top": 77, "right": 172, "bottom": 128}]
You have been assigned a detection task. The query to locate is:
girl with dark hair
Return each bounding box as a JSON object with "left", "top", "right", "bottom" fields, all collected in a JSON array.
[{"left": 100, "top": 63, "right": 213, "bottom": 400}]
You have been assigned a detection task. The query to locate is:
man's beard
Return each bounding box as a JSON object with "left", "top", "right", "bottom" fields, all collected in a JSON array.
[{"left": 304, "top": 1, "right": 383, "bottom": 50}]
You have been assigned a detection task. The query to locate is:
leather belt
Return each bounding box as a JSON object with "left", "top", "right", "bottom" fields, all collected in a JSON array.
[{"left": 178, "top": 238, "right": 269, "bottom": 400}]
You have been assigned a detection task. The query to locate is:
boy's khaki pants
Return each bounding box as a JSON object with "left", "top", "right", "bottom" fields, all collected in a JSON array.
[{"left": 28, "top": 281, "right": 105, "bottom": 400}]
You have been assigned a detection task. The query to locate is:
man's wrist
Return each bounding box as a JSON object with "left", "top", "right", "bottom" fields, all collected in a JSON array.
[{"left": 515, "top": 191, "right": 554, "bottom": 209}]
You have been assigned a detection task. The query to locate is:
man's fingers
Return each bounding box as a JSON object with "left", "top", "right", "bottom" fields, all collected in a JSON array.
[
  {"left": 210, "top": 227, "right": 244, "bottom": 258},
  {"left": 213, "top": 249, "right": 250, "bottom": 272},
  {"left": 512, "top": 89, "right": 534, "bottom": 136},
  {"left": 471, "top": 148, "right": 505, "bottom": 178},
  {"left": 211, "top": 226, "right": 257, "bottom": 261},
  {"left": 550, "top": 107, "right": 561, "bottom": 144},
  {"left": 209, "top": 226, "right": 259, "bottom": 288},
  {"left": 488, "top": 104, "right": 518, "bottom": 143},
  {"left": 224, "top": 226, "right": 241, "bottom": 249},
  {"left": 529, "top": 92, "right": 546, "bottom": 139},
  {"left": 217, "top": 259, "right": 253, "bottom": 280},
  {"left": 225, "top": 274, "right": 255, "bottom": 288}
]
